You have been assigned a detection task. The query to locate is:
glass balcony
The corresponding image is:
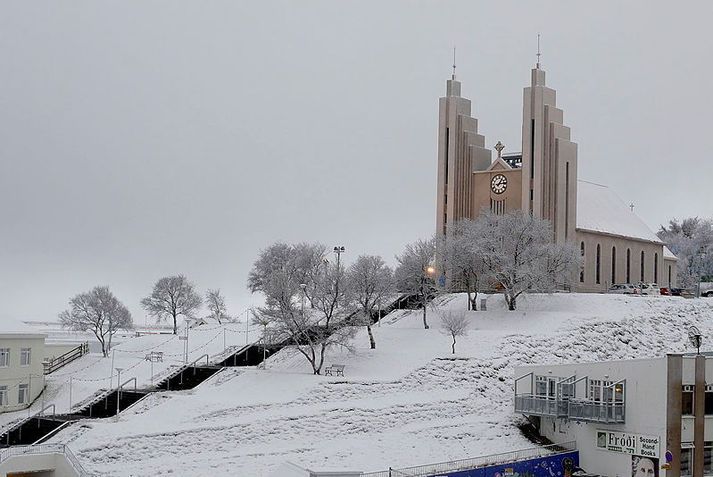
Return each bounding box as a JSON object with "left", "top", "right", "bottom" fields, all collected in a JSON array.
[
  {"left": 567, "top": 399, "right": 625, "bottom": 424},
  {"left": 514, "top": 395, "right": 568, "bottom": 417}
]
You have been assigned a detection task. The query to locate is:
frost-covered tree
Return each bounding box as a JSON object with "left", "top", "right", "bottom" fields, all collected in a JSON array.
[
  {"left": 141, "top": 275, "right": 203, "bottom": 334},
  {"left": 440, "top": 311, "right": 468, "bottom": 354},
  {"left": 205, "top": 289, "right": 230, "bottom": 324},
  {"left": 395, "top": 238, "right": 437, "bottom": 329},
  {"left": 437, "top": 219, "right": 488, "bottom": 311},
  {"left": 248, "top": 242, "right": 356, "bottom": 375},
  {"left": 59, "top": 286, "right": 132, "bottom": 357},
  {"left": 658, "top": 218, "right": 713, "bottom": 290},
  {"left": 477, "top": 211, "right": 579, "bottom": 310},
  {"left": 346, "top": 255, "right": 394, "bottom": 349}
]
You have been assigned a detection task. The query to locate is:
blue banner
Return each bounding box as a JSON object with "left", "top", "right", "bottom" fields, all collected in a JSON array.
[{"left": 430, "top": 451, "right": 579, "bottom": 477}]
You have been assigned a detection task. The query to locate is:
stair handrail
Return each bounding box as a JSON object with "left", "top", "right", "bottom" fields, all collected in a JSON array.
[
  {"left": 188, "top": 354, "right": 210, "bottom": 367},
  {"left": 119, "top": 377, "right": 137, "bottom": 393},
  {"left": 38, "top": 404, "right": 56, "bottom": 418}
]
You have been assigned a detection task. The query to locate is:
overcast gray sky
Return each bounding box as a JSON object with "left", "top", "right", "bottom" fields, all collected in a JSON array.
[{"left": 1, "top": 1, "right": 712, "bottom": 324}]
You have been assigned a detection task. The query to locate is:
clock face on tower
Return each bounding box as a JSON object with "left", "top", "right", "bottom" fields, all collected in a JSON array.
[{"left": 491, "top": 174, "right": 508, "bottom": 194}]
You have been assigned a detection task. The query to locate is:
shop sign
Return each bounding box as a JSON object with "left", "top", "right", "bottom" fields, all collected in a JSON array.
[{"left": 596, "top": 430, "right": 659, "bottom": 458}]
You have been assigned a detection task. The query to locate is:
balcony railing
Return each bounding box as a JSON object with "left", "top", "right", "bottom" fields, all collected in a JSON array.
[
  {"left": 515, "top": 394, "right": 625, "bottom": 424},
  {"left": 514, "top": 395, "right": 568, "bottom": 417},
  {"left": 567, "top": 399, "right": 625, "bottom": 423}
]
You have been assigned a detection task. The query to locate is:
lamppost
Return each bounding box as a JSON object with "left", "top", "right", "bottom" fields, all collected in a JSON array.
[
  {"left": 333, "top": 246, "right": 345, "bottom": 305},
  {"left": 115, "top": 367, "right": 124, "bottom": 420}
]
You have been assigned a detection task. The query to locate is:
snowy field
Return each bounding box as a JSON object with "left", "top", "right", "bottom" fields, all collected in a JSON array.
[{"left": 41, "top": 293, "right": 713, "bottom": 476}]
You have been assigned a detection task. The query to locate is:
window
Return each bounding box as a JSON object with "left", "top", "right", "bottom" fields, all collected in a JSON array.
[
  {"left": 0, "top": 349, "right": 9, "bottom": 367},
  {"left": 611, "top": 246, "right": 617, "bottom": 284},
  {"left": 626, "top": 249, "right": 631, "bottom": 283},
  {"left": 535, "top": 376, "right": 548, "bottom": 396},
  {"left": 706, "top": 387, "right": 713, "bottom": 415},
  {"left": 705, "top": 442, "right": 713, "bottom": 474},
  {"left": 681, "top": 446, "right": 693, "bottom": 476},
  {"left": 669, "top": 265, "right": 672, "bottom": 287},
  {"left": 683, "top": 385, "right": 694, "bottom": 415},
  {"left": 640, "top": 250, "right": 645, "bottom": 282},
  {"left": 18, "top": 384, "right": 28, "bottom": 404},
  {"left": 654, "top": 253, "right": 658, "bottom": 283},
  {"left": 0, "top": 386, "right": 7, "bottom": 406},
  {"left": 589, "top": 379, "right": 613, "bottom": 402},
  {"left": 20, "top": 348, "right": 31, "bottom": 367},
  {"left": 596, "top": 245, "right": 601, "bottom": 284},
  {"left": 580, "top": 242, "right": 585, "bottom": 283}
]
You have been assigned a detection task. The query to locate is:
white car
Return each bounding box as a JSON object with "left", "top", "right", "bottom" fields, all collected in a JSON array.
[
  {"left": 608, "top": 284, "right": 641, "bottom": 295},
  {"left": 638, "top": 283, "right": 660, "bottom": 295}
]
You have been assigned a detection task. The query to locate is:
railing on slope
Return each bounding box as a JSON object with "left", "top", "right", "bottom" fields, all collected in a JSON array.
[
  {"left": 0, "top": 404, "right": 57, "bottom": 444},
  {"left": 360, "top": 441, "right": 577, "bottom": 477},
  {"left": 43, "top": 342, "right": 90, "bottom": 374},
  {"left": 0, "top": 443, "right": 91, "bottom": 476}
]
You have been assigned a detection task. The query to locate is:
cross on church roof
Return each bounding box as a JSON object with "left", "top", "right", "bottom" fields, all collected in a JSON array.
[{"left": 495, "top": 141, "right": 505, "bottom": 159}]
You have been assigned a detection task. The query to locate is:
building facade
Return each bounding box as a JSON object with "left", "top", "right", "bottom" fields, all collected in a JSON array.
[
  {"left": 0, "top": 331, "right": 46, "bottom": 413},
  {"left": 514, "top": 354, "right": 713, "bottom": 476},
  {"left": 435, "top": 63, "right": 677, "bottom": 290}
]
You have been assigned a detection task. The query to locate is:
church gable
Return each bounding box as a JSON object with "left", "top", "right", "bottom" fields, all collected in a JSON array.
[{"left": 485, "top": 157, "right": 512, "bottom": 172}]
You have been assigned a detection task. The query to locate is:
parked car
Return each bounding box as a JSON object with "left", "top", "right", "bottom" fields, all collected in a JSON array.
[
  {"left": 703, "top": 290, "right": 713, "bottom": 298},
  {"left": 670, "top": 288, "right": 695, "bottom": 298},
  {"left": 608, "top": 284, "right": 641, "bottom": 295},
  {"left": 660, "top": 287, "right": 671, "bottom": 295},
  {"left": 638, "top": 283, "right": 660, "bottom": 295}
]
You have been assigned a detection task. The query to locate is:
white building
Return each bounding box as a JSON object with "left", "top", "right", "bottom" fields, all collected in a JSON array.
[
  {"left": 515, "top": 354, "right": 713, "bottom": 477},
  {"left": 0, "top": 321, "right": 46, "bottom": 413}
]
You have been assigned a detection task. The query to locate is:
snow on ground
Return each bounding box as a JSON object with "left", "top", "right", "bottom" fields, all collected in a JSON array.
[
  {"left": 47, "top": 294, "right": 713, "bottom": 476},
  {"left": 0, "top": 321, "right": 260, "bottom": 431}
]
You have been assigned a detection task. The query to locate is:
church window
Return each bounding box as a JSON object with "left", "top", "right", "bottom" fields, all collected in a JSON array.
[
  {"left": 669, "top": 265, "right": 672, "bottom": 287},
  {"left": 640, "top": 251, "right": 645, "bottom": 282},
  {"left": 611, "top": 246, "right": 617, "bottom": 284},
  {"left": 654, "top": 253, "right": 658, "bottom": 283},
  {"left": 596, "top": 244, "right": 601, "bottom": 285},
  {"left": 579, "top": 242, "right": 585, "bottom": 283},
  {"left": 626, "top": 249, "right": 631, "bottom": 283}
]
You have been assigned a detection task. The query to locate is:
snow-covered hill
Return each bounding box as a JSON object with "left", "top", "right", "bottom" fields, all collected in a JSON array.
[{"left": 52, "top": 294, "right": 713, "bottom": 476}]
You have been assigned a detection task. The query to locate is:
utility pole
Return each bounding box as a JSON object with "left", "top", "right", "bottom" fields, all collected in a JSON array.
[
  {"left": 115, "top": 367, "right": 123, "bottom": 421},
  {"left": 69, "top": 376, "right": 73, "bottom": 411}
]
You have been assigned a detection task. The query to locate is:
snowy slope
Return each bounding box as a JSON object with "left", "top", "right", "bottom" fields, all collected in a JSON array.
[{"left": 51, "top": 294, "right": 713, "bottom": 476}]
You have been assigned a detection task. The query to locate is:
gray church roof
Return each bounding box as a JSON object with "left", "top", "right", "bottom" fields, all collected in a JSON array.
[{"left": 576, "top": 180, "right": 663, "bottom": 244}]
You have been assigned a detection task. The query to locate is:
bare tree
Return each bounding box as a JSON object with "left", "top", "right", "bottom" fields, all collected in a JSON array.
[
  {"left": 395, "top": 238, "right": 436, "bottom": 329},
  {"left": 437, "top": 219, "right": 488, "bottom": 311},
  {"left": 59, "top": 286, "right": 132, "bottom": 357},
  {"left": 205, "top": 288, "right": 230, "bottom": 324},
  {"left": 248, "top": 242, "right": 356, "bottom": 375},
  {"left": 141, "top": 275, "right": 203, "bottom": 334},
  {"left": 346, "top": 255, "right": 394, "bottom": 349},
  {"left": 440, "top": 311, "right": 468, "bottom": 354},
  {"left": 476, "top": 211, "right": 579, "bottom": 310}
]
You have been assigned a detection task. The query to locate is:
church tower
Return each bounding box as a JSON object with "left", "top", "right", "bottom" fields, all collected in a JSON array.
[
  {"left": 435, "top": 73, "right": 492, "bottom": 236},
  {"left": 520, "top": 63, "right": 578, "bottom": 244}
]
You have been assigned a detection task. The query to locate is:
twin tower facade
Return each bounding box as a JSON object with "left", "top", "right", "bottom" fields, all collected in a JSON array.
[
  {"left": 436, "top": 64, "right": 577, "bottom": 245},
  {"left": 435, "top": 63, "right": 678, "bottom": 291}
]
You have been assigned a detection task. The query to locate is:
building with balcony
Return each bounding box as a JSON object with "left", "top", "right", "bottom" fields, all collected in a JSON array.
[{"left": 515, "top": 354, "right": 713, "bottom": 477}]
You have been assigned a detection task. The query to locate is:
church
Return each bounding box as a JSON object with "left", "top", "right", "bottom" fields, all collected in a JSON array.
[{"left": 435, "top": 59, "right": 677, "bottom": 292}]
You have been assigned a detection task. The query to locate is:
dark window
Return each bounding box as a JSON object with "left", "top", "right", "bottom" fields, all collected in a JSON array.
[
  {"left": 669, "top": 265, "right": 672, "bottom": 286},
  {"left": 683, "top": 388, "right": 694, "bottom": 415},
  {"left": 580, "top": 242, "right": 585, "bottom": 283},
  {"left": 596, "top": 244, "right": 601, "bottom": 284},
  {"left": 705, "top": 442, "right": 713, "bottom": 473},
  {"left": 640, "top": 250, "right": 645, "bottom": 282},
  {"left": 626, "top": 249, "right": 631, "bottom": 283},
  {"left": 706, "top": 392, "right": 713, "bottom": 415},
  {"left": 611, "top": 246, "right": 617, "bottom": 284},
  {"left": 682, "top": 448, "right": 693, "bottom": 476},
  {"left": 654, "top": 253, "right": 659, "bottom": 283}
]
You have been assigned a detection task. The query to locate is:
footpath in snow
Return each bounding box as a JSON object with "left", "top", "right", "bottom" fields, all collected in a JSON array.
[{"left": 48, "top": 293, "right": 713, "bottom": 476}]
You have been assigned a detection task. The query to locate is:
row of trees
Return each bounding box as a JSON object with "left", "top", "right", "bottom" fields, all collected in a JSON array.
[
  {"left": 658, "top": 218, "right": 713, "bottom": 289},
  {"left": 59, "top": 275, "right": 232, "bottom": 357},
  {"left": 247, "top": 211, "right": 580, "bottom": 373}
]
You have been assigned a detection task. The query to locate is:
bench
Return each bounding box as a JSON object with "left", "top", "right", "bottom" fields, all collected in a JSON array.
[
  {"left": 324, "top": 364, "right": 345, "bottom": 377},
  {"left": 144, "top": 351, "right": 164, "bottom": 362}
]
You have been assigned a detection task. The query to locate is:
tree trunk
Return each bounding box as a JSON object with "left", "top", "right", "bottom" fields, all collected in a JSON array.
[
  {"left": 367, "top": 324, "right": 376, "bottom": 349},
  {"left": 172, "top": 313, "right": 178, "bottom": 335},
  {"left": 422, "top": 305, "right": 429, "bottom": 329},
  {"left": 507, "top": 294, "right": 517, "bottom": 311},
  {"left": 466, "top": 291, "right": 472, "bottom": 311},
  {"left": 471, "top": 291, "right": 478, "bottom": 311},
  {"left": 452, "top": 336, "right": 456, "bottom": 354}
]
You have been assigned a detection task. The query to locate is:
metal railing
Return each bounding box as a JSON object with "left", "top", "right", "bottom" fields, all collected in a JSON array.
[
  {"left": 514, "top": 394, "right": 568, "bottom": 417},
  {"left": 361, "top": 442, "right": 576, "bottom": 477},
  {"left": 568, "top": 399, "right": 625, "bottom": 423},
  {"left": 0, "top": 443, "right": 91, "bottom": 476}
]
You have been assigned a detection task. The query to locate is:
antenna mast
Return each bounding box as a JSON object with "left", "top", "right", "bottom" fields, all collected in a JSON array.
[
  {"left": 536, "top": 33, "right": 541, "bottom": 69},
  {"left": 452, "top": 47, "right": 457, "bottom": 80}
]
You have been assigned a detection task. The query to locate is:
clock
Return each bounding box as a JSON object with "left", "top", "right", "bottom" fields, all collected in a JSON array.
[{"left": 491, "top": 174, "right": 507, "bottom": 194}]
